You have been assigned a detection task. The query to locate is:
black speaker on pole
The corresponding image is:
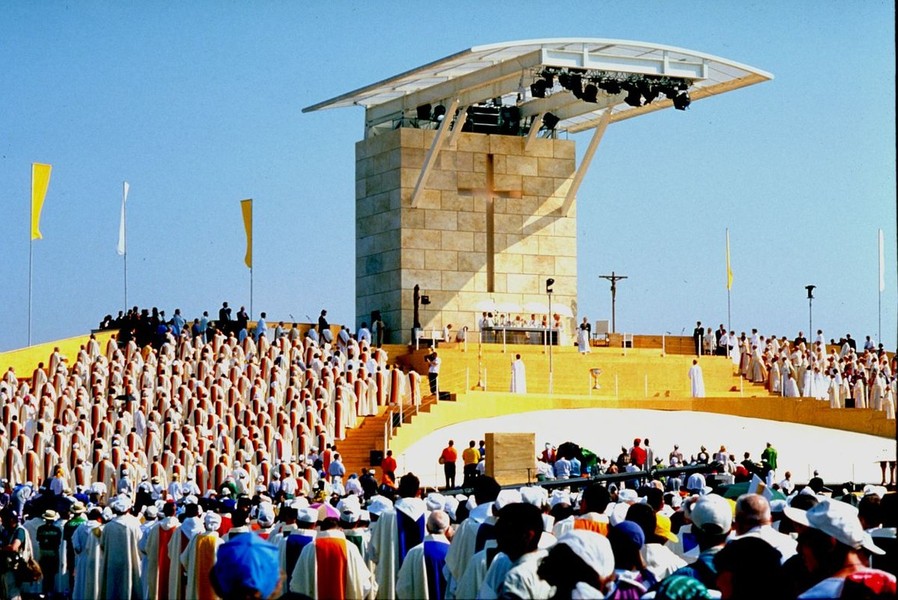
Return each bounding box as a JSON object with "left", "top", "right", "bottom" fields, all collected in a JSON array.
[{"left": 369, "top": 450, "right": 384, "bottom": 466}]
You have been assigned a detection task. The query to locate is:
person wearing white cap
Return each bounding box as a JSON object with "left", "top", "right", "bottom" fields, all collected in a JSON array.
[
  {"left": 785, "top": 498, "right": 894, "bottom": 599},
  {"left": 396, "top": 509, "right": 452, "bottom": 599},
  {"left": 139, "top": 501, "right": 179, "bottom": 600},
  {"left": 167, "top": 498, "right": 204, "bottom": 599},
  {"left": 99, "top": 494, "right": 143, "bottom": 599},
  {"left": 668, "top": 493, "right": 732, "bottom": 591},
  {"left": 277, "top": 504, "right": 318, "bottom": 592},
  {"left": 180, "top": 511, "right": 223, "bottom": 600},
  {"left": 539, "top": 529, "right": 614, "bottom": 598}
]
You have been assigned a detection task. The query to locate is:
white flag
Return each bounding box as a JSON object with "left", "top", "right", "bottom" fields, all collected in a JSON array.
[
  {"left": 879, "top": 229, "right": 885, "bottom": 292},
  {"left": 117, "top": 181, "right": 129, "bottom": 256}
]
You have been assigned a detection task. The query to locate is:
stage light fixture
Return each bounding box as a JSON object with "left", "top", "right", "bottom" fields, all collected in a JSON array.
[
  {"left": 673, "top": 92, "right": 691, "bottom": 110},
  {"left": 432, "top": 104, "right": 446, "bottom": 121},
  {"left": 581, "top": 84, "right": 598, "bottom": 103},
  {"left": 623, "top": 85, "right": 642, "bottom": 107},
  {"left": 542, "top": 112, "right": 560, "bottom": 130},
  {"left": 642, "top": 86, "right": 659, "bottom": 104},
  {"left": 599, "top": 79, "right": 622, "bottom": 95},
  {"left": 542, "top": 71, "right": 554, "bottom": 87},
  {"left": 416, "top": 104, "right": 432, "bottom": 120},
  {"left": 530, "top": 80, "right": 548, "bottom": 98}
]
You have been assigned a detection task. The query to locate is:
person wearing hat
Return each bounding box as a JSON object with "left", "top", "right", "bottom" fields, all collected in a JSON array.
[
  {"left": 784, "top": 498, "right": 895, "bottom": 598},
  {"left": 211, "top": 532, "right": 284, "bottom": 600},
  {"left": 181, "top": 511, "right": 223, "bottom": 600},
  {"left": 607, "top": 519, "right": 657, "bottom": 596},
  {"left": 140, "top": 501, "right": 179, "bottom": 600},
  {"left": 396, "top": 509, "right": 452, "bottom": 599},
  {"left": 538, "top": 529, "right": 615, "bottom": 598},
  {"left": 37, "top": 509, "right": 63, "bottom": 595},
  {"left": 626, "top": 503, "right": 686, "bottom": 582},
  {"left": 62, "top": 501, "right": 87, "bottom": 594},
  {"left": 669, "top": 493, "right": 733, "bottom": 591},
  {"left": 290, "top": 515, "right": 376, "bottom": 599},
  {"left": 167, "top": 498, "right": 204, "bottom": 599},
  {"left": 71, "top": 507, "right": 104, "bottom": 600},
  {"left": 99, "top": 495, "right": 143, "bottom": 599}
]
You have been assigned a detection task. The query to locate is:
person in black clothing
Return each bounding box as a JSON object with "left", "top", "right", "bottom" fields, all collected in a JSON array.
[
  {"left": 693, "top": 321, "right": 704, "bottom": 356},
  {"left": 37, "top": 510, "right": 62, "bottom": 595},
  {"left": 359, "top": 469, "right": 378, "bottom": 499}
]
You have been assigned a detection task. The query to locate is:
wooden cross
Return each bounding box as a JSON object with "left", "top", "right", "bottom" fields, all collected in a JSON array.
[{"left": 457, "top": 154, "right": 522, "bottom": 293}]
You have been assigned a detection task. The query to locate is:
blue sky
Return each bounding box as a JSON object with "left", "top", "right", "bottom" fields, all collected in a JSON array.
[{"left": 1, "top": 2, "right": 895, "bottom": 351}]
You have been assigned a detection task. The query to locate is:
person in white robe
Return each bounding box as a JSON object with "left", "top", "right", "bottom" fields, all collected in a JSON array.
[
  {"left": 510, "top": 354, "right": 527, "bottom": 394},
  {"left": 290, "top": 520, "right": 375, "bottom": 599},
  {"left": 576, "top": 319, "right": 591, "bottom": 354},
  {"left": 396, "top": 510, "right": 452, "bottom": 600},
  {"left": 71, "top": 509, "right": 103, "bottom": 600},
  {"left": 180, "top": 511, "right": 222, "bottom": 600},
  {"left": 369, "top": 475, "right": 427, "bottom": 599},
  {"left": 139, "top": 501, "right": 180, "bottom": 600},
  {"left": 168, "top": 499, "right": 204, "bottom": 600},
  {"left": 688, "top": 360, "right": 705, "bottom": 398},
  {"left": 99, "top": 495, "right": 143, "bottom": 600},
  {"left": 783, "top": 371, "right": 800, "bottom": 397}
]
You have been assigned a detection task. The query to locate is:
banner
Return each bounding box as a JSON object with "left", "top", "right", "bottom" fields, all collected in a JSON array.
[
  {"left": 241, "top": 199, "right": 253, "bottom": 269},
  {"left": 117, "top": 181, "right": 130, "bottom": 256},
  {"left": 726, "top": 228, "right": 733, "bottom": 290},
  {"left": 31, "top": 163, "right": 52, "bottom": 240},
  {"left": 879, "top": 229, "right": 885, "bottom": 292}
]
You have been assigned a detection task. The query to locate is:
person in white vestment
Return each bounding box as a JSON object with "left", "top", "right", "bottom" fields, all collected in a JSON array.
[
  {"left": 99, "top": 495, "right": 143, "bottom": 600},
  {"left": 510, "top": 354, "right": 527, "bottom": 394},
  {"left": 688, "top": 360, "right": 705, "bottom": 398},
  {"left": 71, "top": 508, "right": 103, "bottom": 600},
  {"left": 290, "top": 517, "right": 375, "bottom": 599},
  {"left": 396, "top": 510, "right": 452, "bottom": 600},
  {"left": 180, "top": 511, "right": 223, "bottom": 600}
]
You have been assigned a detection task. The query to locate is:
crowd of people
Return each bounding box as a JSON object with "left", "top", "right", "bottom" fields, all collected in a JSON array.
[
  {"left": 693, "top": 324, "right": 897, "bottom": 419},
  {"left": 1, "top": 458, "right": 895, "bottom": 599}
]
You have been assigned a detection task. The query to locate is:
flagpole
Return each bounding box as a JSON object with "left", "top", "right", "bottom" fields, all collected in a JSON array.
[
  {"left": 878, "top": 228, "right": 883, "bottom": 343},
  {"left": 28, "top": 239, "right": 33, "bottom": 346},
  {"left": 123, "top": 187, "right": 128, "bottom": 311},
  {"left": 250, "top": 267, "right": 254, "bottom": 321}
]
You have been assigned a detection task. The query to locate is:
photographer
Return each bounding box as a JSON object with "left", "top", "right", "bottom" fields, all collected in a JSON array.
[
  {"left": 0, "top": 508, "right": 30, "bottom": 600},
  {"left": 425, "top": 351, "right": 441, "bottom": 395}
]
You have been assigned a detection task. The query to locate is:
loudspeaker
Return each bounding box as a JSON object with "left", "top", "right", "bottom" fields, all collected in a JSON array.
[{"left": 369, "top": 450, "right": 383, "bottom": 466}]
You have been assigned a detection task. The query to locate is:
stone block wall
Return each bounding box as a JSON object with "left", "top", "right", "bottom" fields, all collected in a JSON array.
[{"left": 356, "top": 127, "right": 577, "bottom": 343}]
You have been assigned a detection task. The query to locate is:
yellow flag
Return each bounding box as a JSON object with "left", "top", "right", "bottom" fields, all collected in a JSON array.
[
  {"left": 726, "top": 228, "right": 733, "bottom": 290},
  {"left": 31, "top": 163, "right": 52, "bottom": 240},
  {"left": 240, "top": 199, "right": 253, "bottom": 269}
]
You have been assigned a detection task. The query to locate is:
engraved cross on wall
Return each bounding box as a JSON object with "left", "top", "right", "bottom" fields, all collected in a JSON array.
[{"left": 457, "top": 154, "right": 522, "bottom": 293}]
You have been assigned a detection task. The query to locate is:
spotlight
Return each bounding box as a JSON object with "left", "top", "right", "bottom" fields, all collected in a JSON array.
[
  {"left": 530, "top": 80, "right": 548, "bottom": 98},
  {"left": 416, "top": 104, "right": 432, "bottom": 121},
  {"left": 421, "top": 295, "right": 431, "bottom": 305},
  {"left": 432, "top": 104, "right": 446, "bottom": 120},
  {"left": 559, "top": 73, "right": 582, "bottom": 97},
  {"left": 541, "top": 71, "right": 554, "bottom": 87},
  {"left": 659, "top": 84, "right": 677, "bottom": 100},
  {"left": 599, "top": 79, "right": 621, "bottom": 95},
  {"left": 581, "top": 84, "right": 598, "bottom": 103},
  {"left": 542, "top": 112, "right": 560, "bottom": 130},
  {"left": 546, "top": 278, "right": 555, "bottom": 294},
  {"left": 672, "top": 92, "right": 691, "bottom": 110},
  {"left": 641, "top": 85, "right": 659, "bottom": 105},
  {"left": 622, "top": 83, "right": 642, "bottom": 107},
  {"left": 499, "top": 106, "right": 521, "bottom": 135}
]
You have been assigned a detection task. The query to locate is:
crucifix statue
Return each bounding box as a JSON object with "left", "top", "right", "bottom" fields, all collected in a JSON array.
[{"left": 457, "top": 154, "right": 522, "bottom": 293}]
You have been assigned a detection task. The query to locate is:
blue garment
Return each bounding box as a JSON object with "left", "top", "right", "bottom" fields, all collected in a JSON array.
[
  {"left": 285, "top": 532, "right": 315, "bottom": 589},
  {"left": 423, "top": 540, "right": 450, "bottom": 600},
  {"left": 570, "top": 457, "right": 582, "bottom": 477},
  {"left": 396, "top": 511, "right": 425, "bottom": 568}
]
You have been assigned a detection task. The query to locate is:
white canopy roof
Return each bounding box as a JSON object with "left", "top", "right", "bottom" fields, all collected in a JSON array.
[{"left": 304, "top": 38, "right": 772, "bottom": 133}]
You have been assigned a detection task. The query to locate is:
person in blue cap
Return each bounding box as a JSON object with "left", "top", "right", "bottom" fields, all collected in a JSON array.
[{"left": 211, "top": 533, "right": 284, "bottom": 600}]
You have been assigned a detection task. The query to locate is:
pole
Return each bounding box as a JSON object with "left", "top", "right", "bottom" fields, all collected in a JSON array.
[
  {"left": 548, "top": 290, "right": 553, "bottom": 394},
  {"left": 727, "top": 290, "right": 731, "bottom": 333},
  {"left": 28, "top": 240, "right": 33, "bottom": 346},
  {"left": 250, "top": 267, "right": 254, "bottom": 320},
  {"left": 808, "top": 296, "right": 813, "bottom": 336}
]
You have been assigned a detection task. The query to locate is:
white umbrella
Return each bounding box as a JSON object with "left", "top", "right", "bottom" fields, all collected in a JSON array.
[
  {"left": 474, "top": 299, "right": 497, "bottom": 312},
  {"left": 551, "top": 304, "right": 574, "bottom": 318},
  {"left": 494, "top": 301, "right": 522, "bottom": 314},
  {"left": 522, "top": 301, "right": 549, "bottom": 314}
]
